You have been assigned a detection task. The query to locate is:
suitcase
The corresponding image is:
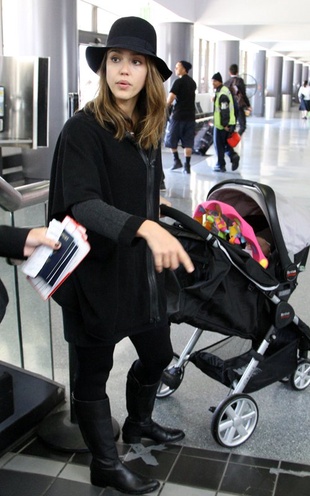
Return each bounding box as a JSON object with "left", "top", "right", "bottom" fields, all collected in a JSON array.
[{"left": 193, "top": 122, "right": 213, "bottom": 155}]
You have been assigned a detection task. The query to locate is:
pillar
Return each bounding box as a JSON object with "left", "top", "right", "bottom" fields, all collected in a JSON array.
[
  {"left": 157, "top": 22, "right": 194, "bottom": 92},
  {"left": 2, "top": 0, "right": 78, "bottom": 180},
  {"left": 251, "top": 50, "right": 266, "bottom": 117},
  {"left": 302, "top": 66, "right": 309, "bottom": 82},
  {"left": 266, "top": 56, "right": 283, "bottom": 111},
  {"left": 214, "top": 40, "right": 240, "bottom": 83},
  {"left": 281, "top": 60, "right": 294, "bottom": 109},
  {"left": 293, "top": 63, "right": 303, "bottom": 101},
  {"left": 282, "top": 60, "right": 294, "bottom": 95}
]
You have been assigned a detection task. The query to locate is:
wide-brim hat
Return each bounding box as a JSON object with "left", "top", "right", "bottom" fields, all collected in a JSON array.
[{"left": 86, "top": 16, "right": 172, "bottom": 81}]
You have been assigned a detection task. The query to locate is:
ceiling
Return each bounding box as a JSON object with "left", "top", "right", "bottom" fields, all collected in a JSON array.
[{"left": 155, "top": 0, "right": 310, "bottom": 66}]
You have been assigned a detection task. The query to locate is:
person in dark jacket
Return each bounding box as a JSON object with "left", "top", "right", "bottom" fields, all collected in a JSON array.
[
  {"left": 225, "top": 64, "right": 252, "bottom": 136},
  {"left": 48, "top": 16, "right": 194, "bottom": 495},
  {"left": 0, "top": 226, "right": 61, "bottom": 321}
]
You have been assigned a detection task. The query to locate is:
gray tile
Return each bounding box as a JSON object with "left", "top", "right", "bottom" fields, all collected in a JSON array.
[
  {"left": 58, "top": 462, "right": 91, "bottom": 483},
  {"left": 0, "top": 469, "right": 54, "bottom": 496},
  {"left": 161, "top": 482, "right": 216, "bottom": 495},
  {"left": 4, "top": 454, "right": 65, "bottom": 476}
]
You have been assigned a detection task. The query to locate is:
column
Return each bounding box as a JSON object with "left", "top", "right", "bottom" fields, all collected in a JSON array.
[
  {"left": 266, "top": 56, "right": 283, "bottom": 111},
  {"left": 157, "top": 22, "right": 194, "bottom": 92},
  {"left": 302, "top": 66, "right": 309, "bottom": 82},
  {"left": 2, "top": 0, "right": 78, "bottom": 180},
  {"left": 294, "top": 63, "right": 303, "bottom": 100},
  {"left": 282, "top": 60, "right": 294, "bottom": 110},
  {"left": 214, "top": 40, "right": 240, "bottom": 82},
  {"left": 251, "top": 50, "right": 266, "bottom": 117}
]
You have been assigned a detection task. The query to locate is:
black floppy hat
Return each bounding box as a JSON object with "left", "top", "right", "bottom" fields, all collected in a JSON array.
[{"left": 86, "top": 16, "right": 172, "bottom": 81}]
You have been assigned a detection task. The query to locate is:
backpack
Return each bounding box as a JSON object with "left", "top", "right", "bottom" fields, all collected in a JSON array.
[{"left": 225, "top": 79, "right": 239, "bottom": 119}]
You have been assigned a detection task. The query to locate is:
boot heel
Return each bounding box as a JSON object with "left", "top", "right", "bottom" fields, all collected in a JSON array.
[
  {"left": 90, "top": 473, "right": 108, "bottom": 487},
  {"left": 91, "top": 459, "right": 160, "bottom": 493},
  {"left": 122, "top": 433, "right": 141, "bottom": 444}
]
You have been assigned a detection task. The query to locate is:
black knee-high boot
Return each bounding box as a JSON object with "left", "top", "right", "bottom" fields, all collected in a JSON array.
[
  {"left": 122, "top": 365, "right": 185, "bottom": 444},
  {"left": 73, "top": 396, "right": 159, "bottom": 494}
]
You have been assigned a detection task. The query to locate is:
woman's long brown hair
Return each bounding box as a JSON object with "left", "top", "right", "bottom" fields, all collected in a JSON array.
[{"left": 84, "top": 53, "right": 167, "bottom": 149}]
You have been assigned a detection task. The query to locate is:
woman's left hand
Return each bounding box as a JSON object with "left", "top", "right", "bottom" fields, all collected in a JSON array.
[{"left": 136, "top": 220, "right": 194, "bottom": 273}]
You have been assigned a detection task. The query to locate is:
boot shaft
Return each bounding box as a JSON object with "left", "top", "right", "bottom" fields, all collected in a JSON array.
[
  {"left": 73, "top": 396, "right": 118, "bottom": 462},
  {"left": 125, "top": 367, "right": 159, "bottom": 422}
]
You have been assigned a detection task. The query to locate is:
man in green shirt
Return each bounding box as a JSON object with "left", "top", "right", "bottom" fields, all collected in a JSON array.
[{"left": 212, "top": 72, "right": 240, "bottom": 172}]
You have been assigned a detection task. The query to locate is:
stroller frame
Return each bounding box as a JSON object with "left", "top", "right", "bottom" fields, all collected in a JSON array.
[{"left": 157, "top": 179, "right": 310, "bottom": 448}]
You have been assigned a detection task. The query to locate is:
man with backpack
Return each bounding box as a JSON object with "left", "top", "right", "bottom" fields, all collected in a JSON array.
[{"left": 225, "top": 64, "right": 252, "bottom": 136}]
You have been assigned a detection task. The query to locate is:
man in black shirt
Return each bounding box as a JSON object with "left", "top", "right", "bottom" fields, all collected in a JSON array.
[{"left": 164, "top": 60, "right": 197, "bottom": 174}]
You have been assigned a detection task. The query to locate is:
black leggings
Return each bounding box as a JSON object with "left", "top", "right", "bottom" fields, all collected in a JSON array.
[{"left": 73, "top": 325, "right": 173, "bottom": 401}]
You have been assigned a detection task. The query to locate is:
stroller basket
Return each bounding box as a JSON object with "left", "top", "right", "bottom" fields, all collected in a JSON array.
[{"left": 190, "top": 331, "right": 299, "bottom": 393}]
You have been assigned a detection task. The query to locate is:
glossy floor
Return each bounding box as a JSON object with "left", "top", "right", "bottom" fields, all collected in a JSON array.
[{"left": 1, "top": 104, "right": 310, "bottom": 495}]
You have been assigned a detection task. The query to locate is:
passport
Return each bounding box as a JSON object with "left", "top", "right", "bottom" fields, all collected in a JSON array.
[{"left": 37, "top": 229, "right": 78, "bottom": 286}]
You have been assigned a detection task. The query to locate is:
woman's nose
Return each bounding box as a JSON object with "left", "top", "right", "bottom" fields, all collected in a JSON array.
[{"left": 120, "top": 60, "right": 130, "bottom": 74}]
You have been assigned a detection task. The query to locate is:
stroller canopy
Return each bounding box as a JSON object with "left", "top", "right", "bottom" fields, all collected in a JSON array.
[{"left": 208, "top": 180, "right": 310, "bottom": 258}]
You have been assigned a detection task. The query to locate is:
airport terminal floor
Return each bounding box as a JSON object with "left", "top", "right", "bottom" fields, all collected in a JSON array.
[{"left": 1, "top": 104, "right": 310, "bottom": 495}]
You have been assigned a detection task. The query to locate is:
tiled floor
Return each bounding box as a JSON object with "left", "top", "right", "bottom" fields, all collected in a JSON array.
[
  {"left": 1, "top": 104, "right": 310, "bottom": 495},
  {"left": 1, "top": 434, "right": 310, "bottom": 495}
]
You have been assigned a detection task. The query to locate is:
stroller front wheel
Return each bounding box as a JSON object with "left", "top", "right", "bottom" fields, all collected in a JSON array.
[
  {"left": 156, "top": 353, "right": 185, "bottom": 398},
  {"left": 211, "top": 393, "right": 259, "bottom": 448},
  {"left": 290, "top": 359, "right": 310, "bottom": 390}
]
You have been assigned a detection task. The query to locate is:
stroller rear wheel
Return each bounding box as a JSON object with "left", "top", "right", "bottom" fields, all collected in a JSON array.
[
  {"left": 290, "top": 359, "right": 310, "bottom": 390},
  {"left": 156, "top": 353, "right": 185, "bottom": 398},
  {"left": 211, "top": 393, "right": 259, "bottom": 447}
]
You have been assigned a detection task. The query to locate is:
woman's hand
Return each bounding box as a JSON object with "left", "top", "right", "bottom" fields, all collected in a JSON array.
[
  {"left": 23, "top": 227, "right": 62, "bottom": 257},
  {"left": 137, "top": 220, "right": 194, "bottom": 273}
]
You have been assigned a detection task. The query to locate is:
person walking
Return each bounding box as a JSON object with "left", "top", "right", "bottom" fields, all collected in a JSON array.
[
  {"left": 212, "top": 72, "right": 239, "bottom": 172},
  {"left": 164, "top": 60, "right": 197, "bottom": 174},
  {"left": 48, "top": 16, "right": 194, "bottom": 495},
  {"left": 298, "top": 80, "right": 310, "bottom": 119},
  {"left": 225, "top": 64, "right": 252, "bottom": 136}
]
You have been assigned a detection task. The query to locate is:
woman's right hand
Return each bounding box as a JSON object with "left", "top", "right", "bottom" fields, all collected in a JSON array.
[{"left": 136, "top": 220, "right": 194, "bottom": 274}]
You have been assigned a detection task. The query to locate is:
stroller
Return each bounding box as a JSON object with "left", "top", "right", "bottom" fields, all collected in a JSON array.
[{"left": 157, "top": 178, "right": 310, "bottom": 448}]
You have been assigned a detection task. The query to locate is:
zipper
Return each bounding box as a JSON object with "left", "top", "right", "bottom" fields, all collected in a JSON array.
[{"left": 137, "top": 146, "right": 161, "bottom": 323}]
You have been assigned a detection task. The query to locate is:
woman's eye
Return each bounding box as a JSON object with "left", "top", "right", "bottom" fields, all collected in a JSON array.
[{"left": 111, "top": 56, "right": 119, "bottom": 62}]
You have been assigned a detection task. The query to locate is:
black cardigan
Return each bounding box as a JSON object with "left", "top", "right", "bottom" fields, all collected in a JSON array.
[{"left": 48, "top": 110, "right": 167, "bottom": 345}]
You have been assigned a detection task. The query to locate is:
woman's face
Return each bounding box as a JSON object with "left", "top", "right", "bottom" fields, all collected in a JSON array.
[{"left": 106, "top": 48, "right": 147, "bottom": 114}]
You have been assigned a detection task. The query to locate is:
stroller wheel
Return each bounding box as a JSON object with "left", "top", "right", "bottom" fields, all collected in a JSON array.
[
  {"left": 156, "top": 353, "right": 185, "bottom": 398},
  {"left": 211, "top": 394, "right": 259, "bottom": 448},
  {"left": 290, "top": 359, "right": 310, "bottom": 390}
]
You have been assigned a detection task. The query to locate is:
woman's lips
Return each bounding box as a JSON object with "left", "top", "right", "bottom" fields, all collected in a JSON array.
[{"left": 117, "top": 80, "right": 131, "bottom": 89}]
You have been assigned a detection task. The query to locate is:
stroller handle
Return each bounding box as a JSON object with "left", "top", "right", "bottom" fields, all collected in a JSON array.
[{"left": 160, "top": 204, "right": 213, "bottom": 241}]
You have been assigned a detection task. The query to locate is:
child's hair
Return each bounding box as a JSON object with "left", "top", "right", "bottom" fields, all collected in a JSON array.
[{"left": 84, "top": 53, "right": 167, "bottom": 149}]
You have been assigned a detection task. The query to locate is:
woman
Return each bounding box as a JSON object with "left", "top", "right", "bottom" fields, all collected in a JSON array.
[
  {"left": 48, "top": 16, "right": 194, "bottom": 494},
  {"left": 298, "top": 80, "right": 310, "bottom": 119}
]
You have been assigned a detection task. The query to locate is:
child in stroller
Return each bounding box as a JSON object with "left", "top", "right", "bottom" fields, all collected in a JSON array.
[{"left": 157, "top": 179, "right": 310, "bottom": 448}]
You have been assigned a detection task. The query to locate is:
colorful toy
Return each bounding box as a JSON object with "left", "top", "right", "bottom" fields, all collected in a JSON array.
[{"left": 193, "top": 200, "right": 269, "bottom": 268}]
